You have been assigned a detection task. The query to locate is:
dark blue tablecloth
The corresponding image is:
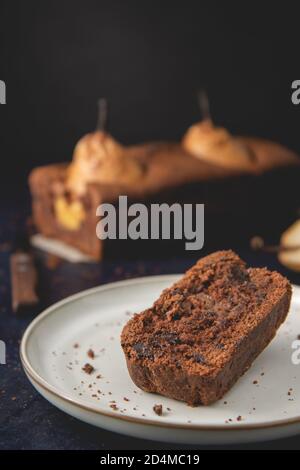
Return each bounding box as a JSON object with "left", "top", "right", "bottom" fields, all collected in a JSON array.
[{"left": 1, "top": 201, "right": 300, "bottom": 450}]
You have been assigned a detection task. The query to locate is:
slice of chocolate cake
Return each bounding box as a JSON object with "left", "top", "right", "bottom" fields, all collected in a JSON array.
[{"left": 121, "top": 250, "right": 292, "bottom": 405}]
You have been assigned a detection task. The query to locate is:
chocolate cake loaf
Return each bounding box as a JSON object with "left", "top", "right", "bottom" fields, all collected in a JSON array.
[
  {"left": 29, "top": 120, "right": 300, "bottom": 259},
  {"left": 121, "top": 251, "right": 292, "bottom": 405}
]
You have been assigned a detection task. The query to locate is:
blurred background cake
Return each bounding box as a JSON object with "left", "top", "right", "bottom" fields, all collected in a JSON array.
[{"left": 29, "top": 112, "right": 300, "bottom": 260}]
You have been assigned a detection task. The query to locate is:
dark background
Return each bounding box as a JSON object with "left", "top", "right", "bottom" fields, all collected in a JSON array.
[
  {"left": 1, "top": 1, "right": 300, "bottom": 451},
  {"left": 1, "top": 1, "right": 300, "bottom": 198}
]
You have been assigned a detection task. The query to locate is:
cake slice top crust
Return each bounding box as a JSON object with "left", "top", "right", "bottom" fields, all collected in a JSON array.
[{"left": 121, "top": 251, "right": 291, "bottom": 376}]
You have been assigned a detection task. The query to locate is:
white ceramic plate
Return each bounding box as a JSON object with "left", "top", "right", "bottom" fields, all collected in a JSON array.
[{"left": 20, "top": 275, "right": 300, "bottom": 445}]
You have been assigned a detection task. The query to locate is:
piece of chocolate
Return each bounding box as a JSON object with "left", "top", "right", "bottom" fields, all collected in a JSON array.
[{"left": 10, "top": 252, "right": 39, "bottom": 313}]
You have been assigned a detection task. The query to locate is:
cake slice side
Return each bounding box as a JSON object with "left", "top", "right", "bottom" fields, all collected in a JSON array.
[{"left": 121, "top": 251, "right": 292, "bottom": 405}]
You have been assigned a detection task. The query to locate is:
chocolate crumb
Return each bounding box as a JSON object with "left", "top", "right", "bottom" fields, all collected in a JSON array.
[
  {"left": 87, "top": 349, "right": 95, "bottom": 359},
  {"left": 237, "top": 415, "right": 242, "bottom": 421},
  {"left": 153, "top": 404, "right": 163, "bottom": 416},
  {"left": 73, "top": 343, "right": 79, "bottom": 349},
  {"left": 82, "top": 363, "right": 94, "bottom": 375},
  {"left": 253, "top": 380, "right": 258, "bottom": 385},
  {"left": 123, "top": 397, "right": 130, "bottom": 402}
]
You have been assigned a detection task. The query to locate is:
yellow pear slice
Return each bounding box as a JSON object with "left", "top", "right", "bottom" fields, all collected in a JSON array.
[{"left": 54, "top": 196, "right": 86, "bottom": 231}]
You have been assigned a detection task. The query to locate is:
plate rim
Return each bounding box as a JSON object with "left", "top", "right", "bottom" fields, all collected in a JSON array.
[{"left": 20, "top": 275, "right": 300, "bottom": 432}]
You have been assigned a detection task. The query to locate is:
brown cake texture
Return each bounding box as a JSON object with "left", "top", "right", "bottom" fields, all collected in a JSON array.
[{"left": 121, "top": 250, "right": 292, "bottom": 405}]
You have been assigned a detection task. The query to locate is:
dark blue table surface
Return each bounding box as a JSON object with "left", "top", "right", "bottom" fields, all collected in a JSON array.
[{"left": 1, "top": 201, "right": 300, "bottom": 450}]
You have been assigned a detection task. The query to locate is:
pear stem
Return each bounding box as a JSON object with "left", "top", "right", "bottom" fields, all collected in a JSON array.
[
  {"left": 197, "top": 90, "right": 211, "bottom": 122},
  {"left": 96, "top": 98, "right": 108, "bottom": 131}
]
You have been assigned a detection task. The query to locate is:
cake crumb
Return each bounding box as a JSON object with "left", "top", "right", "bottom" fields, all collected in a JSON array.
[
  {"left": 87, "top": 349, "right": 95, "bottom": 359},
  {"left": 153, "top": 404, "right": 163, "bottom": 416},
  {"left": 82, "top": 363, "right": 94, "bottom": 374}
]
